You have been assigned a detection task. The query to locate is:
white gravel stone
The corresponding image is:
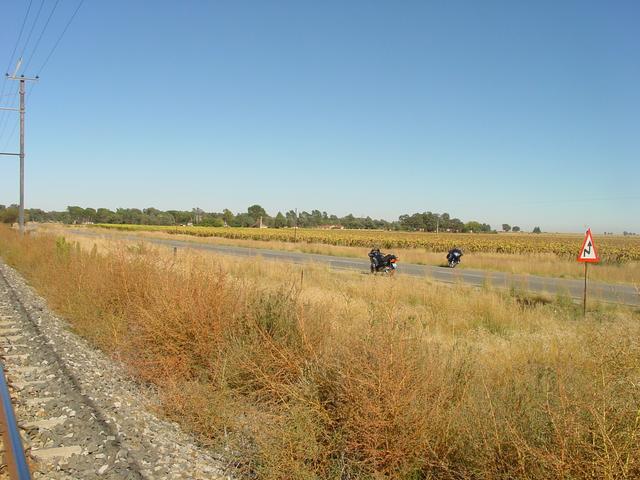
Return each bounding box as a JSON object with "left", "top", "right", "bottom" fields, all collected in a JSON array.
[{"left": 0, "top": 261, "right": 234, "bottom": 479}]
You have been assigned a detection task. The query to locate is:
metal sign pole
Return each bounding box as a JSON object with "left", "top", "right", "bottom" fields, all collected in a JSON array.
[{"left": 583, "top": 263, "right": 588, "bottom": 317}]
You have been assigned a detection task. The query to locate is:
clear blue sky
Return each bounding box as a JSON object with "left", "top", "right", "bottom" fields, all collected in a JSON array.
[{"left": 0, "top": 0, "right": 638, "bottom": 232}]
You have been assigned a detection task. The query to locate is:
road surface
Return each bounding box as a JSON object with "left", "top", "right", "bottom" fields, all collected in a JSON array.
[{"left": 69, "top": 229, "right": 639, "bottom": 307}]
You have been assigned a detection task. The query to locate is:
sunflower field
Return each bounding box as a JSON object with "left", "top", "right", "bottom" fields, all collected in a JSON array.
[{"left": 92, "top": 224, "right": 640, "bottom": 263}]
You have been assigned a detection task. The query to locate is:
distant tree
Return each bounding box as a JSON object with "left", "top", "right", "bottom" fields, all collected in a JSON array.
[
  {"left": 66, "top": 206, "right": 85, "bottom": 224},
  {"left": 247, "top": 204, "right": 267, "bottom": 220},
  {"left": 95, "top": 208, "right": 115, "bottom": 224},
  {"left": 0, "top": 206, "right": 18, "bottom": 224},
  {"left": 512, "top": 226, "right": 521, "bottom": 232},
  {"left": 26, "top": 208, "right": 47, "bottom": 222},
  {"left": 200, "top": 216, "right": 223, "bottom": 227},
  {"left": 274, "top": 212, "right": 286, "bottom": 228},
  {"left": 464, "top": 221, "right": 483, "bottom": 233},
  {"left": 235, "top": 213, "right": 255, "bottom": 227},
  {"left": 363, "top": 216, "right": 375, "bottom": 229},
  {"left": 533, "top": 226, "right": 542, "bottom": 234},
  {"left": 84, "top": 208, "right": 97, "bottom": 223},
  {"left": 191, "top": 207, "right": 205, "bottom": 224},
  {"left": 502, "top": 224, "right": 511, "bottom": 232},
  {"left": 310, "top": 210, "right": 323, "bottom": 227},
  {"left": 283, "top": 210, "right": 296, "bottom": 228},
  {"left": 222, "top": 209, "right": 234, "bottom": 226},
  {"left": 449, "top": 218, "right": 464, "bottom": 232}
]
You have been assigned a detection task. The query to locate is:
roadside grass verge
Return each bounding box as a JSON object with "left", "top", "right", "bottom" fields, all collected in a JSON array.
[
  {"left": 53, "top": 224, "right": 640, "bottom": 285},
  {"left": 1, "top": 226, "right": 639, "bottom": 479}
]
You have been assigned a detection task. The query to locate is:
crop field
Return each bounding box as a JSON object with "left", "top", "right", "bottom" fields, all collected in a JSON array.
[
  {"left": 1, "top": 225, "right": 639, "bottom": 479},
  {"left": 95, "top": 224, "right": 640, "bottom": 263}
]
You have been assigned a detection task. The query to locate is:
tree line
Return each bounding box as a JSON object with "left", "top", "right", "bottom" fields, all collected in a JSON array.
[{"left": 1, "top": 203, "right": 542, "bottom": 233}]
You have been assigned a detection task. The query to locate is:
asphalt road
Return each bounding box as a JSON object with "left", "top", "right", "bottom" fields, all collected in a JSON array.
[{"left": 69, "top": 229, "right": 640, "bottom": 307}]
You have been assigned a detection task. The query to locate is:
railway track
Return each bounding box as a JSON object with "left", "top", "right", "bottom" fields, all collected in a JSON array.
[
  {"left": 0, "top": 267, "right": 144, "bottom": 479},
  {"left": 0, "top": 263, "right": 230, "bottom": 479}
]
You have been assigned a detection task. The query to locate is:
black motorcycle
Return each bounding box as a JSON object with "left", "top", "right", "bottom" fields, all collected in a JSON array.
[
  {"left": 369, "top": 249, "right": 398, "bottom": 275},
  {"left": 446, "top": 248, "right": 463, "bottom": 268}
]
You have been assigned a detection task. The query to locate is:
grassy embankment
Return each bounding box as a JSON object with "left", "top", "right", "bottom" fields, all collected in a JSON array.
[
  {"left": 1, "top": 226, "right": 639, "bottom": 479},
  {"left": 74, "top": 223, "right": 640, "bottom": 284}
]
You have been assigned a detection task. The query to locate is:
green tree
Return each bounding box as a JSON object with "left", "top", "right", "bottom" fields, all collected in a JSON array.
[
  {"left": 502, "top": 224, "right": 511, "bottom": 232},
  {"left": 274, "top": 212, "right": 286, "bottom": 228},
  {"left": 464, "top": 221, "right": 484, "bottom": 233},
  {"left": 200, "top": 216, "right": 223, "bottom": 227},
  {"left": 247, "top": 204, "right": 267, "bottom": 220},
  {"left": 222, "top": 209, "right": 234, "bottom": 226},
  {"left": 533, "top": 226, "right": 542, "bottom": 234},
  {"left": 512, "top": 226, "right": 520, "bottom": 232},
  {"left": 0, "top": 206, "right": 18, "bottom": 224},
  {"left": 235, "top": 213, "right": 255, "bottom": 227},
  {"left": 95, "top": 208, "right": 115, "bottom": 224}
]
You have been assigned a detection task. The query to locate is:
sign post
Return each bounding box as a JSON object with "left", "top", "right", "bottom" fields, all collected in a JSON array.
[{"left": 577, "top": 228, "right": 600, "bottom": 316}]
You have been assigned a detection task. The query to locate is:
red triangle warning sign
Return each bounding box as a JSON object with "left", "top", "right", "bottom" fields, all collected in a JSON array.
[{"left": 577, "top": 229, "right": 600, "bottom": 263}]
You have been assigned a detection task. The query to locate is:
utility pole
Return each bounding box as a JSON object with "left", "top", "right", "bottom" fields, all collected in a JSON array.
[{"left": 2, "top": 73, "right": 38, "bottom": 234}]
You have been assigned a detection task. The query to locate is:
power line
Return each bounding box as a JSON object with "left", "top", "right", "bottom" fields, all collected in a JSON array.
[
  {"left": 1, "top": 118, "right": 19, "bottom": 152},
  {"left": 17, "top": 0, "right": 47, "bottom": 62},
  {"left": 37, "top": 0, "right": 86, "bottom": 76},
  {"left": 3, "top": 0, "right": 35, "bottom": 73},
  {"left": 0, "top": 0, "right": 46, "bottom": 142},
  {"left": 2, "top": 0, "right": 85, "bottom": 146},
  {"left": 0, "top": 84, "right": 20, "bottom": 143},
  {"left": 23, "top": 0, "right": 63, "bottom": 74},
  {"left": 0, "top": 0, "right": 36, "bottom": 139},
  {"left": 0, "top": 93, "right": 18, "bottom": 143},
  {"left": 1, "top": 86, "right": 37, "bottom": 152},
  {"left": 1, "top": 0, "right": 48, "bottom": 144}
]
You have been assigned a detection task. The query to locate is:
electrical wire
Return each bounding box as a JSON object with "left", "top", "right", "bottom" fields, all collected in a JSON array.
[
  {"left": 0, "top": 87, "right": 36, "bottom": 153},
  {"left": 1, "top": 119, "right": 19, "bottom": 152},
  {"left": 1, "top": 0, "right": 46, "bottom": 142},
  {"left": 0, "top": 0, "right": 35, "bottom": 142},
  {"left": 1, "top": 0, "right": 85, "bottom": 146},
  {"left": 0, "top": 84, "right": 19, "bottom": 143},
  {"left": 0, "top": 88, "right": 19, "bottom": 142},
  {"left": 37, "top": 0, "right": 86, "bottom": 76},
  {"left": 23, "top": 0, "right": 63, "bottom": 74},
  {"left": 2, "top": 0, "right": 34, "bottom": 76},
  {"left": 17, "top": 0, "right": 47, "bottom": 62}
]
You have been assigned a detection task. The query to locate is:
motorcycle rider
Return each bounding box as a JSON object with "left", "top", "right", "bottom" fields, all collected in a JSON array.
[
  {"left": 369, "top": 248, "right": 383, "bottom": 271},
  {"left": 447, "top": 247, "right": 463, "bottom": 264}
]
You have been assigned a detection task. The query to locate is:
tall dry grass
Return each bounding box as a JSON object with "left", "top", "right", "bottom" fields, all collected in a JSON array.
[
  {"left": 1, "top": 226, "right": 639, "bottom": 479},
  {"left": 47, "top": 224, "right": 640, "bottom": 285}
]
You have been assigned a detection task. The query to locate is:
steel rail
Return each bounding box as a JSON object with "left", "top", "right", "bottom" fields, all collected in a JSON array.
[{"left": 0, "top": 362, "right": 32, "bottom": 479}]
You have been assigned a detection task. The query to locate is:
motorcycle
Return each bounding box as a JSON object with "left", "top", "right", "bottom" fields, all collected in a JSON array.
[
  {"left": 369, "top": 251, "right": 398, "bottom": 275},
  {"left": 446, "top": 249, "right": 463, "bottom": 268}
]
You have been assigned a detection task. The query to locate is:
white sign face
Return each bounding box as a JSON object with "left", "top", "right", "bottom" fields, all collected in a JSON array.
[{"left": 578, "top": 229, "right": 600, "bottom": 263}]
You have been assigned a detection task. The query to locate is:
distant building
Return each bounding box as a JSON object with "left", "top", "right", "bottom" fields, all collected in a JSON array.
[{"left": 252, "top": 216, "right": 269, "bottom": 228}]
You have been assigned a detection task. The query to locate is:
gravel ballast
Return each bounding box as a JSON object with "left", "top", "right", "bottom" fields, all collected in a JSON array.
[{"left": 0, "top": 261, "right": 232, "bottom": 479}]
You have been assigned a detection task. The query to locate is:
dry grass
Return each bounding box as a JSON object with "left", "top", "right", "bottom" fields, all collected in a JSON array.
[
  {"left": 1, "top": 226, "right": 640, "bottom": 479},
  {"left": 44, "top": 224, "right": 640, "bottom": 285}
]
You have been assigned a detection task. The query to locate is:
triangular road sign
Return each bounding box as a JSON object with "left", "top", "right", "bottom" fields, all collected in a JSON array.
[{"left": 578, "top": 228, "right": 600, "bottom": 263}]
